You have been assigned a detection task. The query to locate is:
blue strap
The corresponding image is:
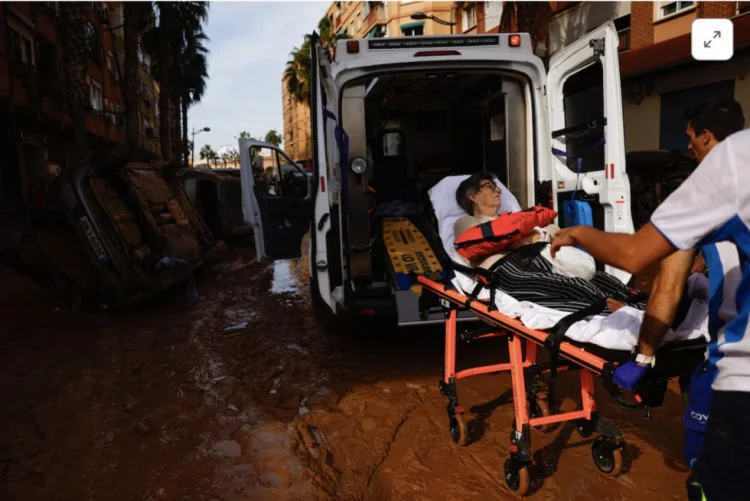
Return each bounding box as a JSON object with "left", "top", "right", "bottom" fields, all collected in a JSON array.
[
  {"left": 323, "top": 108, "right": 351, "bottom": 213},
  {"left": 551, "top": 137, "right": 606, "bottom": 200}
]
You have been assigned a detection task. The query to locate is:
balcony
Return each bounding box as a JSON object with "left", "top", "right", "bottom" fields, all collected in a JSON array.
[{"left": 364, "top": 2, "right": 385, "bottom": 28}]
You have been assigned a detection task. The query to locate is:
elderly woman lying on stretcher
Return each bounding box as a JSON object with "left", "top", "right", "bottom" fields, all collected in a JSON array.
[
  {"left": 453, "top": 172, "right": 560, "bottom": 269},
  {"left": 425, "top": 172, "right": 708, "bottom": 353},
  {"left": 452, "top": 172, "right": 604, "bottom": 284}
]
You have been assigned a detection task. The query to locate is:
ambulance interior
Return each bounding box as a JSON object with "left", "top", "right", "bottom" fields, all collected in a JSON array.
[{"left": 337, "top": 66, "right": 606, "bottom": 297}]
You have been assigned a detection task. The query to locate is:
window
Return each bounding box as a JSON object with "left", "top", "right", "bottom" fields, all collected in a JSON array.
[
  {"left": 85, "top": 22, "right": 101, "bottom": 62},
  {"left": 7, "top": 23, "right": 35, "bottom": 65},
  {"left": 658, "top": 1, "right": 694, "bottom": 19},
  {"left": 659, "top": 80, "right": 735, "bottom": 151},
  {"left": 89, "top": 79, "right": 103, "bottom": 111},
  {"left": 401, "top": 23, "right": 424, "bottom": 36},
  {"left": 461, "top": 7, "right": 477, "bottom": 32},
  {"left": 614, "top": 15, "right": 631, "bottom": 53}
]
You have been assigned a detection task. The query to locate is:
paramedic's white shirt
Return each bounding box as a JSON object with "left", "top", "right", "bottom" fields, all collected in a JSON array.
[{"left": 651, "top": 129, "right": 750, "bottom": 392}]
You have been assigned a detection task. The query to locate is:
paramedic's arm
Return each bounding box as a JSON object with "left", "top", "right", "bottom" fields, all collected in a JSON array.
[
  {"left": 637, "top": 249, "right": 696, "bottom": 357},
  {"left": 550, "top": 224, "right": 675, "bottom": 275},
  {"left": 551, "top": 135, "right": 741, "bottom": 273}
]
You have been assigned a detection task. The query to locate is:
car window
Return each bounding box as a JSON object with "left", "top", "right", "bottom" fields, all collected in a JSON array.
[
  {"left": 249, "top": 145, "right": 307, "bottom": 198},
  {"left": 280, "top": 162, "right": 308, "bottom": 198}
]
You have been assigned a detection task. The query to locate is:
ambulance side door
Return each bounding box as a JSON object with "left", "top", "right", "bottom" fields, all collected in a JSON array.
[
  {"left": 239, "top": 139, "right": 312, "bottom": 260},
  {"left": 546, "top": 21, "right": 633, "bottom": 283}
]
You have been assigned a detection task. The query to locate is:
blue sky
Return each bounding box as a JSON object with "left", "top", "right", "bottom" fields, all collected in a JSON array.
[{"left": 188, "top": 1, "right": 329, "bottom": 159}]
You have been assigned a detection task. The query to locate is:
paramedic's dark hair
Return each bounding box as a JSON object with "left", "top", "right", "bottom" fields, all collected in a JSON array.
[
  {"left": 685, "top": 98, "right": 745, "bottom": 141},
  {"left": 456, "top": 172, "right": 498, "bottom": 215}
]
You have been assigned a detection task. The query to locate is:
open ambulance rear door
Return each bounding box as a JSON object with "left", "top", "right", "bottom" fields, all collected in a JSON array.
[
  {"left": 546, "top": 21, "right": 634, "bottom": 284},
  {"left": 238, "top": 138, "right": 311, "bottom": 260},
  {"left": 308, "top": 37, "right": 338, "bottom": 314}
]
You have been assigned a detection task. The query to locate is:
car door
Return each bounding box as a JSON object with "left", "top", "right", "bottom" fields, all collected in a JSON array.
[
  {"left": 546, "top": 21, "right": 633, "bottom": 284},
  {"left": 238, "top": 139, "right": 312, "bottom": 260}
]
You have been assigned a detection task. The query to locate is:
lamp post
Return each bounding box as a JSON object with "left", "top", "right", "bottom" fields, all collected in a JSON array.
[
  {"left": 191, "top": 126, "right": 210, "bottom": 167},
  {"left": 411, "top": 11, "right": 457, "bottom": 35}
]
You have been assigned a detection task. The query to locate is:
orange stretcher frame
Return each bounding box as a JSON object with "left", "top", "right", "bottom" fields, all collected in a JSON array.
[{"left": 416, "top": 274, "right": 628, "bottom": 496}]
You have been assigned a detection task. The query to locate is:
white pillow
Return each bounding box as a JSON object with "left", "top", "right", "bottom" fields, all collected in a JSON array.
[{"left": 427, "top": 175, "right": 522, "bottom": 264}]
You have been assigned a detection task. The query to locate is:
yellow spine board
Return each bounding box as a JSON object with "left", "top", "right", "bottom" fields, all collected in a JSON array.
[{"left": 382, "top": 217, "right": 443, "bottom": 295}]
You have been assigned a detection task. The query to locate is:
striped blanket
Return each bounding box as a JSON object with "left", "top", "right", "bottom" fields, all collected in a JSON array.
[{"left": 487, "top": 244, "right": 647, "bottom": 315}]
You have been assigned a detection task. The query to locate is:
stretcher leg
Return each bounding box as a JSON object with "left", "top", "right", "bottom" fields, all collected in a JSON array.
[
  {"left": 439, "top": 308, "right": 469, "bottom": 446},
  {"left": 505, "top": 334, "right": 532, "bottom": 495}
]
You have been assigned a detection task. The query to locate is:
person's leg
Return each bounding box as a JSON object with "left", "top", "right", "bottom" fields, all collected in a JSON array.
[{"left": 688, "top": 390, "right": 750, "bottom": 500}]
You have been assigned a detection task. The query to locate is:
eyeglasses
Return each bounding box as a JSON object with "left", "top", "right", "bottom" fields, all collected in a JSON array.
[{"left": 479, "top": 182, "right": 500, "bottom": 193}]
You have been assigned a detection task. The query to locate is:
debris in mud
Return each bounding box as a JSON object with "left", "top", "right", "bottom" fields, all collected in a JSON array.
[
  {"left": 133, "top": 419, "right": 157, "bottom": 437},
  {"left": 223, "top": 321, "right": 249, "bottom": 334}
]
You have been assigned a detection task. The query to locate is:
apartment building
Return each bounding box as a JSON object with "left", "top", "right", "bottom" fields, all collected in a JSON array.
[
  {"left": 0, "top": 1, "right": 161, "bottom": 223},
  {"left": 282, "top": 1, "right": 457, "bottom": 164}
]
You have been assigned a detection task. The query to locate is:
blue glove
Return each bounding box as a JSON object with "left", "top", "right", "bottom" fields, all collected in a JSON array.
[{"left": 613, "top": 361, "right": 650, "bottom": 391}]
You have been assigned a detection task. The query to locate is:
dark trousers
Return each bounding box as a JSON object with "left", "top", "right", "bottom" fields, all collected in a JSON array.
[{"left": 687, "top": 390, "right": 750, "bottom": 501}]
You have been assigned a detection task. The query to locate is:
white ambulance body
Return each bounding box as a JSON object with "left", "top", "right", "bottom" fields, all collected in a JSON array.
[{"left": 240, "top": 24, "right": 634, "bottom": 327}]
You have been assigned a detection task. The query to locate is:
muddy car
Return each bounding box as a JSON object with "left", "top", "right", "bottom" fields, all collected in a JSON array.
[
  {"left": 177, "top": 168, "right": 250, "bottom": 240},
  {"left": 52, "top": 153, "right": 226, "bottom": 306}
]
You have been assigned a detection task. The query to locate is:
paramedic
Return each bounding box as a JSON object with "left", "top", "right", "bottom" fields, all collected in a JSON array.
[
  {"left": 550, "top": 124, "right": 750, "bottom": 500},
  {"left": 454, "top": 172, "right": 554, "bottom": 269},
  {"left": 611, "top": 98, "right": 745, "bottom": 470}
]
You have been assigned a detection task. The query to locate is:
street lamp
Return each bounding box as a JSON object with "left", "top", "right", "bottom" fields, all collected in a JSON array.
[
  {"left": 411, "top": 11, "right": 457, "bottom": 35},
  {"left": 191, "top": 126, "right": 210, "bottom": 167}
]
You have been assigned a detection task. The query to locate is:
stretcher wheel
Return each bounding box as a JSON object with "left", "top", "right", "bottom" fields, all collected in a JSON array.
[
  {"left": 449, "top": 413, "right": 469, "bottom": 446},
  {"left": 591, "top": 436, "right": 625, "bottom": 476},
  {"left": 504, "top": 459, "right": 530, "bottom": 496},
  {"left": 576, "top": 418, "right": 596, "bottom": 438},
  {"left": 530, "top": 399, "right": 551, "bottom": 433}
]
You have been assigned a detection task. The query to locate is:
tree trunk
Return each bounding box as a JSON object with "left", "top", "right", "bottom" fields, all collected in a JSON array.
[
  {"left": 182, "top": 95, "right": 189, "bottom": 166},
  {"left": 123, "top": 4, "right": 142, "bottom": 160},
  {"left": 171, "top": 93, "right": 182, "bottom": 163},
  {"left": 59, "top": 2, "right": 89, "bottom": 164}
]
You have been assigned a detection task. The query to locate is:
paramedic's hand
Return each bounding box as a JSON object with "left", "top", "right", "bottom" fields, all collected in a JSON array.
[
  {"left": 550, "top": 227, "right": 578, "bottom": 258},
  {"left": 613, "top": 361, "right": 650, "bottom": 391}
]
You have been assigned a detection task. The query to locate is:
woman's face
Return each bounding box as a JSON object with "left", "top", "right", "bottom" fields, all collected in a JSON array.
[{"left": 471, "top": 180, "right": 501, "bottom": 215}]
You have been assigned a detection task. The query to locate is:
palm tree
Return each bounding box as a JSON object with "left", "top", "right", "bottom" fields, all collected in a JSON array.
[
  {"left": 180, "top": 29, "right": 210, "bottom": 166},
  {"left": 283, "top": 36, "right": 312, "bottom": 106},
  {"left": 283, "top": 16, "right": 350, "bottom": 109},
  {"left": 499, "top": 1, "right": 551, "bottom": 49},
  {"left": 264, "top": 129, "right": 282, "bottom": 146},
  {"left": 58, "top": 2, "right": 90, "bottom": 163},
  {"left": 228, "top": 149, "right": 240, "bottom": 168},
  {"left": 142, "top": 1, "right": 210, "bottom": 161},
  {"left": 238, "top": 131, "right": 253, "bottom": 139},
  {"left": 317, "top": 15, "right": 350, "bottom": 60},
  {"left": 199, "top": 144, "right": 215, "bottom": 167}
]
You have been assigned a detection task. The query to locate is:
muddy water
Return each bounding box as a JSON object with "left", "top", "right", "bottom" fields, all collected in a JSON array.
[{"left": 0, "top": 241, "right": 690, "bottom": 500}]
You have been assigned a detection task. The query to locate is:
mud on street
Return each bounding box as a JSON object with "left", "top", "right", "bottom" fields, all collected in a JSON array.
[{"left": 1, "top": 238, "right": 690, "bottom": 501}]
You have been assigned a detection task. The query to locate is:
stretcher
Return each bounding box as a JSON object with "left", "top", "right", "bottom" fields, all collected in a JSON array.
[{"left": 413, "top": 264, "right": 707, "bottom": 495}]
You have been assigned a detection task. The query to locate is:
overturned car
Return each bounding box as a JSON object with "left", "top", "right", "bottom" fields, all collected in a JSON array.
[
  {"left": 44, "top": 154, "right": 226, "bottom": 307},
  {"left": 178, "top": 168, "right": 250, "bottom": 240}
]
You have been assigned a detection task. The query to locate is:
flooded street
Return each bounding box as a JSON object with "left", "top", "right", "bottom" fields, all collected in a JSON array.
[{"left": 1, "top": 239, "right": 690, "bottom": 500}]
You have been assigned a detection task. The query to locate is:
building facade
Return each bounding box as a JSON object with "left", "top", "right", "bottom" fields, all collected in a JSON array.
[{"left": 0, "top": 1, "right": 161, "bottom": 228}]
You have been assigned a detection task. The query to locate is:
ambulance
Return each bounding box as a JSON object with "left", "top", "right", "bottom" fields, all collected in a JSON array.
[{"left": 239, "top": 22, "right": 634, "bottom": 327}]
